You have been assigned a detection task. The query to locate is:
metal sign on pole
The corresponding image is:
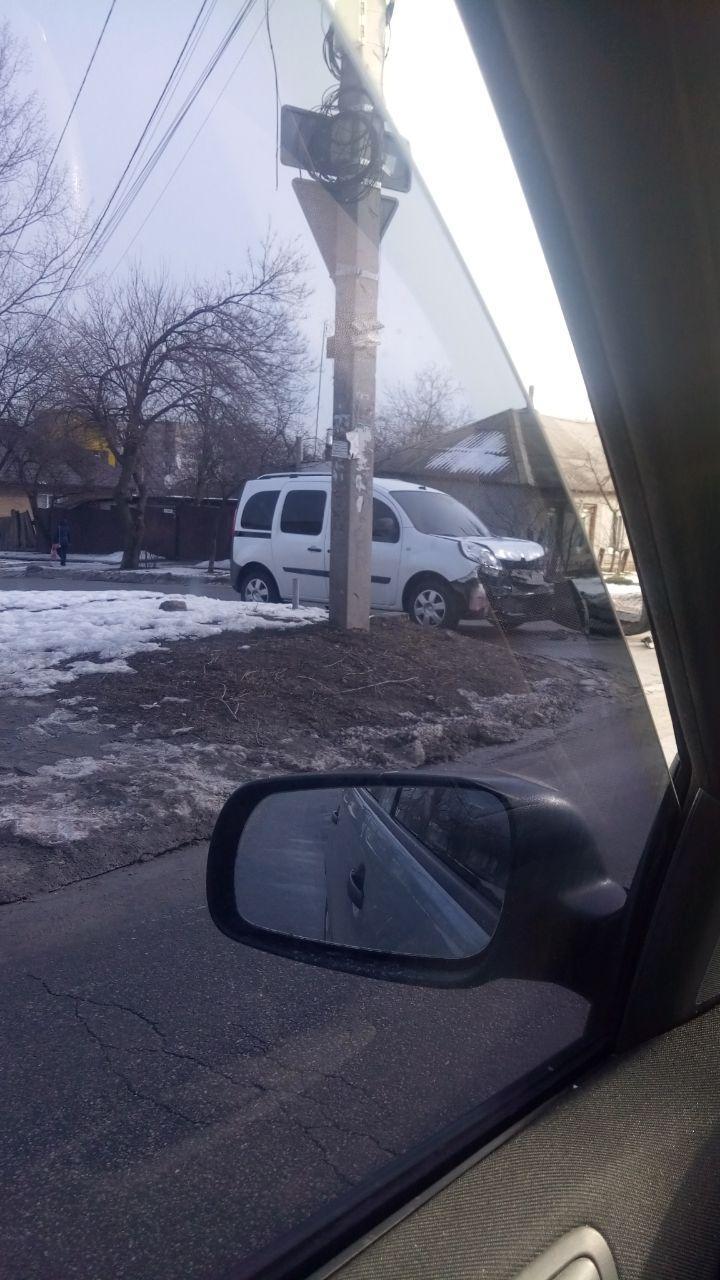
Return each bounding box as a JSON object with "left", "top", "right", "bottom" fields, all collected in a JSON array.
[
  {"left": 281, "top": 105, "right": 411, "bottom": 193},
  {"left": 291, "top": 178, "right": 397, "bottom": 279}
]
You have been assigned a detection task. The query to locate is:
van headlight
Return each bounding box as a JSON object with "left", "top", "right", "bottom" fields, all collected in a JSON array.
[{"left": 459, "top": 540, "right": 501, "bottom": 574}]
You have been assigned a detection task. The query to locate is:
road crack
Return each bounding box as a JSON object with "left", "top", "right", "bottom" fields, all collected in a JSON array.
[
  {"left": 27, "top": 974, "right": 264, "bottom": 1125},
  {"left": 28, "top": 976, "right": 401, "bottom": 1168}
]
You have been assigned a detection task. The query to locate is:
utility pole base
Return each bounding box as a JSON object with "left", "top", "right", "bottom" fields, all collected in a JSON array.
[{"left": 328, "top": 456, "right": 372, "bottom": 631}]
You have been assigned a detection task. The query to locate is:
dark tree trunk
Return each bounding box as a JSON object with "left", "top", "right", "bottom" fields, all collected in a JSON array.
[
  {"left": 114, "top": 439, "right": 144, "bottom": 569},
  {"left": 122, "top": 481, "right": 147, "bottom": 569},
  {"left": 207, "top": 503, "right": 223, "bottom": 573}
]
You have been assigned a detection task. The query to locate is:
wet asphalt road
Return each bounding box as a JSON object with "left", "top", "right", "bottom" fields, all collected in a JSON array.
[
  {"left": 2, "top": 844, "right": 590, "bottom": 1280},
  {"left": 0, "top": 574, "right": 672, "bottom": 1279}
]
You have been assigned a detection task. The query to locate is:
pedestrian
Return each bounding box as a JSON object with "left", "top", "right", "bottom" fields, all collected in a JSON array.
[{"left": 56, "top": 517, "right": 70, "bottom": 567}]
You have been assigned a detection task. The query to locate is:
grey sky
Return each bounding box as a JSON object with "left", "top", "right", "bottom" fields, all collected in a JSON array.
[{"left": 5, "top": 0, "right": 586, "bottom": 437}]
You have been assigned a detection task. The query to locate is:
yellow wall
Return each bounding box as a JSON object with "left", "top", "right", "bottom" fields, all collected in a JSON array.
[{"left": 0, "top": 487, "right": 32, "bottom": 518}]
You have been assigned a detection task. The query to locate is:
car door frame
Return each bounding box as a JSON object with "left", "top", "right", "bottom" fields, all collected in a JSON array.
[
  {"left": 273, "top": 482, "right": 331, "bottom": 603},
  {"left": 370, "top": 494, "right": 403, "bottom": 608}
]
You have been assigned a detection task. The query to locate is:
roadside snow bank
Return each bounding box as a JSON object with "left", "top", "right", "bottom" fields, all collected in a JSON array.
[{"left": 0, "top": 590, "right": 324, "bottom": 697}]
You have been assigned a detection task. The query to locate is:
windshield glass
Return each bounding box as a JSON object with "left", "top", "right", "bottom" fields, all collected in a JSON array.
[
  {"left": 0, "top": 0, "right": 676, "bottom": 1277},
  {"left": 392, "top": 489, "right": 491, "bottom": 537}
]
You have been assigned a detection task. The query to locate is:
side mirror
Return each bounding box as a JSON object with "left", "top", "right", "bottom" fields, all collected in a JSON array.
[{"left": 206, "top": 772, "right": 626, "bottom": 992}]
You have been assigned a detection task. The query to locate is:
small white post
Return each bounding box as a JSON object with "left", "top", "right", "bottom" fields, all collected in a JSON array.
[{"left": 292, "top": 577, "right": 300, "bottom": 610}]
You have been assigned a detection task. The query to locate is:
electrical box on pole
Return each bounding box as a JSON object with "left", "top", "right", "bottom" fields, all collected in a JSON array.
[{"left": 280, "top": 0, "right": 409, "bottom": 630}]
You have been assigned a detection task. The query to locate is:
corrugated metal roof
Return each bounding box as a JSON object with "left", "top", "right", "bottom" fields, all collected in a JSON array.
[
  {"left": 425, "top": 429, "right": 511, "bottom": 477},
  {"left": 537, "top": 414, "right": 610, "bottom": 491}
]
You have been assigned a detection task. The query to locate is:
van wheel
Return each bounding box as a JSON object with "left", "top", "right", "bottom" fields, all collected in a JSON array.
[
  {"left": 237, "top": 567, "right": 280, "bottom": 604},
  {"left": 406, "top": 576, "right": 460, "bottom": 629}
]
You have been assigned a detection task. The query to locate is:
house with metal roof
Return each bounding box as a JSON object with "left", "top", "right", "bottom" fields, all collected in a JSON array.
[{"left": 377, "top": 407, "right": 632, "bottom": 574}]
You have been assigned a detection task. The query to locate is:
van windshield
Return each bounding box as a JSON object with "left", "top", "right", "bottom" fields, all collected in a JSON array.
[{"left": 391, "top": 490, "right": 491, "bottom": 537}]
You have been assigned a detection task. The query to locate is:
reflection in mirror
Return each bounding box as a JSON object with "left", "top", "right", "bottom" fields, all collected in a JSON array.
[{"left": 234, "top": 782, "right": 511, "bottom": 960}]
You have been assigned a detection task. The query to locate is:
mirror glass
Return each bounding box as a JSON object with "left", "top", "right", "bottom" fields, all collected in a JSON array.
[{"left": 234, "top": 782, "right": 511, "bottom": 960}]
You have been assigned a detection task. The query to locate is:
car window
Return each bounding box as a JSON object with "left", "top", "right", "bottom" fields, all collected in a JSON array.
[
  {"left": 0, "top": 1, "right": 676, "bottom": 1278},
  {"left": 392, "top": 489, "right": 491, "bottom": 537},
  {"left": 372, "top": 498, "right": 400, "bottom": 543},
  {"left": 279, "top": 489, "right": 327, "bottom": 536},
  {"left": 241, "top": 489, "right": 280, "bottom": 531}
]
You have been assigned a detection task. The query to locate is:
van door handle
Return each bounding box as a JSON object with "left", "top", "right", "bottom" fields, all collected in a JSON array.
[
  {"left": 347, "top": 864, "right": 365, "bottom": 909},
  {"left": 307, "top": 546, "right": 322, "bottom": 553}
]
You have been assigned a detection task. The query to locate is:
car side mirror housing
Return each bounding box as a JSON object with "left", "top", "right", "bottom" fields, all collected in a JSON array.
[{"left": 206, "top": 772, "right": 626, "bottom": 993}]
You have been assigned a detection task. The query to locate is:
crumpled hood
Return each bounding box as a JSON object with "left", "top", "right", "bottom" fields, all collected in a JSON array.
[{"left": 467, "top": 536, "right": 545, "bottom": 564}]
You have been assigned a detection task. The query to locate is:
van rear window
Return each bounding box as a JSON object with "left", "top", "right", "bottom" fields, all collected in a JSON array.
[{"left": 241, "top": 490, "right": 280, "bottom": 531}]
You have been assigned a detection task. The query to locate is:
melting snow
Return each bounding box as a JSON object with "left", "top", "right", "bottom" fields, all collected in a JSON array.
[{"left": 0, "top": 590, "right": 324, "bottom": 698}]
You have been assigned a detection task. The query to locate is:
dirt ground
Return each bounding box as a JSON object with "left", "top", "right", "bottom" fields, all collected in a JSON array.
[
  {"left": 69, "top": 616, "right": 581, "bottom": 769},
  {"left": 0, "top": 617, "right": 620, "bottom": 902}
]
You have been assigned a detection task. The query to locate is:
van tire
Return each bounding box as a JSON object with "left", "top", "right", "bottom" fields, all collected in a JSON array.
[
  {"left": 405, "top": 575, "right": 460, "bottom": 629},
  {"left": 236, "top": 566, "right": 280, "bottom": 604}
]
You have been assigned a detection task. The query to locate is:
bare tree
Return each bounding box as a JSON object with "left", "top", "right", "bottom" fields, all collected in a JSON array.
[
  {"left": 375, "top": 363, "right": 468, "bottom": 460},
  {"left": 180, "top": 378, "right": 301, "bottom": 572},
  {"left": 0, "top": 23, "right": 79, "bottom": 485},
  {"left": 62, "top": 241, "right": 309, "bottom": 568},
  {"left": 0, "top": 26, "right": 78, "bottom": 323},
  {"left": 569, "top": 448, "right": 626, "bottom": 572},
  {"left": 0, "top": 328, "right": 90, "bottom": 535}
]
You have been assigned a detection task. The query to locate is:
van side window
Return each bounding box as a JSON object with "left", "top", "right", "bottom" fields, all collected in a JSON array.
[
  {"left": 241, "top": 490, "right": 280, "bottom": 531},
  {"left": 372, "top": 498, "right": 400, "bottom": 544},
  {"left": 280, "top": 490, "right": 326, "bottom": 536}
]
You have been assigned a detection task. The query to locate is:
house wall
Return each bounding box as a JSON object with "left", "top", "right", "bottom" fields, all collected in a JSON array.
[
  {"left": 384, "top": 470, "right": 593, "bottom": 573},
  {"left": 576, "top": 496, "right": 634, "bottom": 571},
  {"left": 382, "top": 467, "right": 632, "bottom": 574},
  {"left": 0, "top": 486, "right": 35, "bottom": 550},
  {"left": 0, "top": 486, "right": 32, "bottom": 518}
]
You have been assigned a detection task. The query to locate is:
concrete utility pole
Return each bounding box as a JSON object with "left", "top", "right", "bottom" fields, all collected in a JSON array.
[{"left": 327, "top": 0, "right": 387, "bottom": 631}]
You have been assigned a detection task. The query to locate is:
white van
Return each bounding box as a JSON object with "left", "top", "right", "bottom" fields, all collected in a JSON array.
[{"left": 231, "top": 472, "right": 552, "bottom": 628}]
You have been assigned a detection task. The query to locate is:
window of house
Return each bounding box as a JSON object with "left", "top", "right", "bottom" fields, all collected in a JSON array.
[{"left": 579, "top": 502, "right": 597, "bottom": 544}]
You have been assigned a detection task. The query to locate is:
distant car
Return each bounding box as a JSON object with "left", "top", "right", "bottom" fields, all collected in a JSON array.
[
  {"left": 232, "top": 471, "right": 553, "bottom": 629},
  {"left": 324, "top": 784, "right": 511, "bottom": 957},
  {"left": 569, "top": 576, "right": 650, "bottom": 637}
]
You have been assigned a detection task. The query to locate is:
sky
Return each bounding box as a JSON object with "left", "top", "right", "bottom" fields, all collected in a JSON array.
[{"left": 3, "top": 0, "right": 593, "bottom": 427}]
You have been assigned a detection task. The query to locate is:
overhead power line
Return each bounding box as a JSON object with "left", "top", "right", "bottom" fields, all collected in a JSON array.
[
  {"left": 111, "top": 3, "right": 269, "bottom": 273},
  {"left": 49, "top": 0, "right": 120, "bottom": 170},
  {"left": 32, "top": 0, "right": 220, "bottom": 330},
  {"left": 265, "top": 0, "right": 281, "bottom": 189},
  {"left": 125, "top": 0, "right": 220, "bottom": 186},
  {"left": 1, "top": 0, "right": 119, "bottom": 269},
  {"left": 69, "top": 0, "right": 218, "bottom": 276},
  {"left": 88, "top": 0, "right": 259, "bottom": 266}
]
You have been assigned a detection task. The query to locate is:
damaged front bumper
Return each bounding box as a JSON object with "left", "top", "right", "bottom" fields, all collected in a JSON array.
[
  {"left": 452, "top": 571, "right": 492, "bottom": 618},
  {"left": 482, "top": 570, "right": 555, "bottom": 624}
]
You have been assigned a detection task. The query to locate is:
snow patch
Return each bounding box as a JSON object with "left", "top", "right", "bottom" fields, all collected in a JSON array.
[
  {"left": 69, "top": 658, "right": 135, "bottom": 677},
  {"left": 0, "top": 590, "right": 325, "bottom": 698}
]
